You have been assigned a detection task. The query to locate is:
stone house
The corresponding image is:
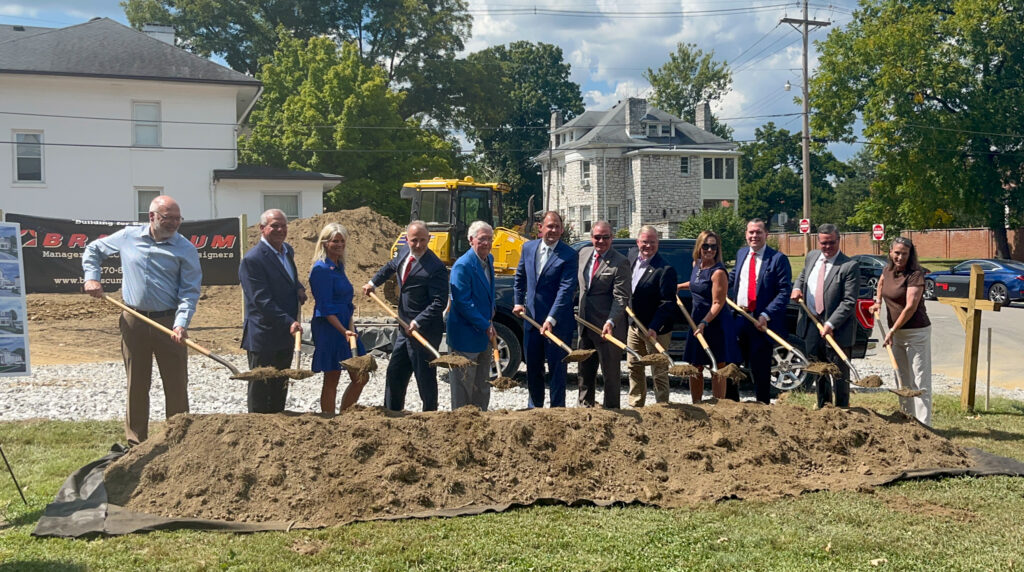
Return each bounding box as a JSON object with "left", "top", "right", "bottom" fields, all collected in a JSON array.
[{"left": 536, "top": 97, "right": 740, "bottom": 238}]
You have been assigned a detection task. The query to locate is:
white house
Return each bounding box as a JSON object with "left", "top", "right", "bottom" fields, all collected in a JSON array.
[
  {"left": 1, "top": 18, "right": 340, "bottom": 222},
  {"left": 537, "top": 98, "right": 740, "bottom": 238}
]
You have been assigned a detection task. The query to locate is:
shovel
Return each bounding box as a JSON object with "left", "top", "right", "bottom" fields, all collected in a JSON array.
[
  {"left": 103, "top": 295, "right": 241, "bottom": 377},
  {"left": 341, "top": 318, "right": 377, "bottom": 376},
  {"left": 489, "top": 336, "right": 518, "bottom": 390},
  {"left": 624, "top": 306, "right": 674, "bottom": 368},
  {"left": 676, "top": 298, "right": 719, "bottom": 372},
  {"left": 275, "top": 329, "right": 316, "bottom": 380},
  {"left": 517, "top": 312, "right": 595, "bottom": 363},
  {"left": 794, "top": 297, "right": 882, "bottom": 388},
  {"left": 367, "top": 291, "right": 474, "bottom": 369},
  {"left": 875, "top": 310, "right": 925, "bottom": 398},
  {"left": 574, "top": 316, "right": 649, "bottom": 363}
]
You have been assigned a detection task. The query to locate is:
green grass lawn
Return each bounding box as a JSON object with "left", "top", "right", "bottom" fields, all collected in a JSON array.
[{"left": 2, "top": 393, "right": 1023, "bottom": 570}]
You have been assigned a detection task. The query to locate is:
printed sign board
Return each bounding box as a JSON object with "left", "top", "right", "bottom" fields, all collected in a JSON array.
[{"left": 0, "top": 222, "right": 30, "bottom": 376}]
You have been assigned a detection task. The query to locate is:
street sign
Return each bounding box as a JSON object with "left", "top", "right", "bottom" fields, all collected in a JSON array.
[
  {"left": 799, "top": 219, "right": 810, "bottom": 234},
  {"left": 872, "top": 223, "right": 885, "bottom": 241}
]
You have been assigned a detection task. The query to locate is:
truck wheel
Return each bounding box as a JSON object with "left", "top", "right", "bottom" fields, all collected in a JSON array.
[
  {"left": 490, "top": 322, "right": 522, "bottom": 379},
  {"left": 771, "top": 341, "right": 809, "bottom": 392}
]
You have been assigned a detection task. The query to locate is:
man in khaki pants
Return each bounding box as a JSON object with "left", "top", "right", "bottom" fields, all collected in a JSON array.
[{"left": 626, "top": 226, "right": 677, "bottom": 406}]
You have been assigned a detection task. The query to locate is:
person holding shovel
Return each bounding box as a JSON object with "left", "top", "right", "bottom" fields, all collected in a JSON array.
[
  {"left": 309, "top": 222, "right": 367, "bottom": 414},
  {"left": 446, "top": 221, "right": 497, "bottom": 410},
  {"left": 678, "top": 230, "right": 737, "bottom": 402},
  {"left": 791, "top": 223, "right": 860, "bottom": 409},
  {"left": 239, "top": 209, "right": 307, "bottom": 414},
  {"left": 626, "top": 226, "right": 678, "bottom": 406},
  {"left": 363, "top": 221, "right": 449, "bottom": 412},
  {"left": 82, "top": 195, "right": 201, "bottom": 446}
]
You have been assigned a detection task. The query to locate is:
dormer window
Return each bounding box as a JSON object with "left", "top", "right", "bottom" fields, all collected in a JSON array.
[{"left": 645, "top": 123, "right": 667, "bottom": 137}]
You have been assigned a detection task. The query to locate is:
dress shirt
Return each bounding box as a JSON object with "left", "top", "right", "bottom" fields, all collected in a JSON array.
[
  {"left": 807, "top": 253, "right": 836, "bottom": 329},
  {"left": 736, "top": 246, "right": 768, "bottom": 319},
  {"left": 260, "top": 237, "right": 296, "bottom": 282},
  {"left": 536, "top": 242, "right": 551, "bottom": 275},
  {"left": 631, "top": 255, "right": 649, "bottom": 291},
  {"left": 83, "top": 224, "right": 201, "bottom": 329}
]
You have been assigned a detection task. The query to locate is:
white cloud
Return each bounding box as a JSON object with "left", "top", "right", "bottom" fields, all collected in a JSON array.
[{"left": 0, "top": 4, "right": 40, "bottom": 18}]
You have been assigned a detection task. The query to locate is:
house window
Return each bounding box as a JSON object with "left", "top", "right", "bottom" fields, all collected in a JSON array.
[
  {"left": 625, "top": 199, "right": 633, "bottom": 226},
  {"left": 558, "top": 165, "right": 566, "bottom": 190},
  {"left": 264, "top": 194, "right": 300, "bottom": 219},
  {"left": 133, "top": 102, "right": 161, "bottom": 147},
  {"left": 136, "top": 187, "right": 162, "bottom": 221},
  {"left": 703, "top": 157, "right": 713, "bottom": 179},
  {"left": 581, "top": 205, "right": 592, "bottom": 233},
  {"left": 702, "top": 156, "right": 736, "bottom": 179},
  {"left": 725, "top": 157, "right": 735, "bottom": 179},
  {"left": 582, "top": 160, "right": 591, "bottom": 184},
  {"left": 14, "top": 131, "right": 43, "bottom": 182},
  {"left": 607, "top": 206, "right": 619, "bottom": 230},
  {"left": 626, "top": 159, "right": 633, "bottom": 177},
  {"left": 679, "top": 157, "right": 690, "bottom": 175}
]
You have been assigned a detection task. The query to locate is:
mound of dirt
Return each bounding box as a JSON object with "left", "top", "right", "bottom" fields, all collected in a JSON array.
[{"left": 104, "top": 402, "right": 971, "bottom": 528}]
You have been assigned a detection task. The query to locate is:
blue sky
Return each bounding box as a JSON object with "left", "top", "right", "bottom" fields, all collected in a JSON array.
[{"left": 0, "top": 0, "right": 862, "bottom": 160}]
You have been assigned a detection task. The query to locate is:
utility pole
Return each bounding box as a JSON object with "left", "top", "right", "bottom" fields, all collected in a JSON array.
[{"left": 782, "top": 1, "right": 829, "bottom": 254}]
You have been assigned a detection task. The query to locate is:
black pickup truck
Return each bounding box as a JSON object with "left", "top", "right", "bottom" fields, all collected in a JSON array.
[{"left": 487, "top": 238, "right": 876, "bottom": 391}]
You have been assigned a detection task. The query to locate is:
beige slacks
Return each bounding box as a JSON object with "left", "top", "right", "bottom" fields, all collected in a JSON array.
[
  {"left": 891, "top": 325, "right": 931, "bottom": 426},
  {"left": 627, "top": 326, "right": 672, "bottom": 407},
  {"left": 120, "top": 311, "right": 189, "bottom": 445}
]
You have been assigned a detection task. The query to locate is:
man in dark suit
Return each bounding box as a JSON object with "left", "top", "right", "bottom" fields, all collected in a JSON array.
[
  {"left": 791, "top": 223, "right": 860, "bottom": 408},
  {"left": 513, "top": 211, "right": 579, "bottom": 408},
  {"left": 626, "top": 226, "right": 678, "bottom": 407},
  {"left": 576, "top": 221, "right": 630, "bottom": 408},
  {"left": 728, "top": 218, "right": 792, "bottom": 404},
  {"left": 363, "top": 221, "right": 449, "bottom": 411},
  {"left": 239, "top": 209, "right": 306, "bottom": 413}
]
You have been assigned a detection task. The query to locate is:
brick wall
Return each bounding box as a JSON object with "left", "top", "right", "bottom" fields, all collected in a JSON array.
[{"left": 768, "top": 228, "right": 1023, "bottom": 261}]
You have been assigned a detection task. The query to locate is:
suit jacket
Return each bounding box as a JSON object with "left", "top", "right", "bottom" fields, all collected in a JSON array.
[
  {"left": 627, "top": 249, "right": 678, "bottom": 335},
  {"left": 577, "top": 246, "right": 630, "bottom": 338},
  {"left": 793, "top": 250, "right": 860, "bottom": 347},
  {"left": 513, "top": 239, "right": 579, "bottom": 339},
  {"left": 447, "top": 249, "right": 496, "bottom": 353},
  {"left": 371, "top": 247, "right": 449, "bottom": 340},
  {"left": 239, "top": 240, "right": 304, "bottom": 352},
  {"left": 728, "top": 245, "right": 792, "bottom": 335}
]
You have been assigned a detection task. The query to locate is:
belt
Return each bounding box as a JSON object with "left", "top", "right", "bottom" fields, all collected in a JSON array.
[{"left": 129, "top": 307, "right": 176, "bottom": 318}]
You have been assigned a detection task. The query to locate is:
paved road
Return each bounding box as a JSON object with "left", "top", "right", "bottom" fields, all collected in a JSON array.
[{"left": 896, "top": 299, "right": 1024, "bottom": 392}]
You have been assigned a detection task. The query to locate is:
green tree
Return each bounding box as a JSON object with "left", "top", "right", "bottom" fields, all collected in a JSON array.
[
  {"left": 238, "top": 33, "right": 457, "bottom": 221},
  {"left": 644, "top": 43, "right": 733, "bottom": 139},
  {"left": 460, "top": 42, "right": 584, "bottom": 220},
  {"left": 811, "top": 0, "right": 1024, "bottom": 258},
  {"left": 677, "top": 207, "right": 747, "bottom": 263}
]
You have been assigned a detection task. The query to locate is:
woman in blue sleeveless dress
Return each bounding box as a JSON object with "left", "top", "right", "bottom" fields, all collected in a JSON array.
[
  {"left": 309, "top": 222, "right": 367, "bottom": 414},
  {"left": 679, "top": 230, "right": 738, "bottom": 402}
]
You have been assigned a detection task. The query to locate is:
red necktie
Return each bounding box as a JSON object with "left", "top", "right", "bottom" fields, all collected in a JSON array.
[
  {"left": 747, "top": 251, "right": 758, "bottom": 312},
  {"left": 590, "top": 253, "right": 600, "bottom": 285},
  {"left": 402, "top": 255, "right": 415, "bottom": 283}
]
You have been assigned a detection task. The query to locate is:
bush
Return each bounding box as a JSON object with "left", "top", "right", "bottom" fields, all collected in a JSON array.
[
  {"left": 615, "top": 227, "right": 631, "bottom": 238},
  {"left": 677, "top": 208, "right": 747, "bottom": 263}
]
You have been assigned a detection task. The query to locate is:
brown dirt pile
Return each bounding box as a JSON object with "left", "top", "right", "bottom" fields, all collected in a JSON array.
[{"left": 104, "top": 401, "right": 971, "bottom": 528}]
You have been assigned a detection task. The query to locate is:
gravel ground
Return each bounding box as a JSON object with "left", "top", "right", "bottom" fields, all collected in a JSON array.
[{"left": 3, "top": 349, "right": 1022, "bottom": 422}]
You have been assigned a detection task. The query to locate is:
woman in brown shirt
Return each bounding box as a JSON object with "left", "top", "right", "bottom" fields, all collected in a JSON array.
[{"left": 870, "top": 237, "right": 931, "bottom": 424}]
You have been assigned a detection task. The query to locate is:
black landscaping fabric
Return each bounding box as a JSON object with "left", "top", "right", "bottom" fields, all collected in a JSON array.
[{"left": 32, "top": 444, "right": 1024, "bottom": 538}]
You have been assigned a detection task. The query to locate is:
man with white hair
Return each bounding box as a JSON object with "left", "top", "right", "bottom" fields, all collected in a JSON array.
[
  {"left": 239, "top": 209, "right": 307, "bottom": 413},
  {"left": 446, "top": 221, "right": 497, "bottom": 410},
  {"left": 364, "top": 221, "right": 449, "bottom": 411},
  {"left": 83, "top": 195, "right": 201, "bottom": 445}
]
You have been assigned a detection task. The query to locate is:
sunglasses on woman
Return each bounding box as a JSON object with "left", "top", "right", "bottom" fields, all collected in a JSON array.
[{"left": 701, "top": 243, "right": 718, "bottom": 251}]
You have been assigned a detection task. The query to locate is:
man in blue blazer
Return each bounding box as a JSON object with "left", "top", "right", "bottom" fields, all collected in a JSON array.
[
  {"left": 513, "top": 211, "right": 579, "bottom": 408},
  {"left": 239, "top": 209, "right": 306, "bottom": 413},
  {"left": 446, "top": 221, "right": 497, "bottom": 410},
  {"left": 364, "top": 221, "right": 449, "bottom": 411},
  {"left": 728, "top": 218, "right": 792, "bottom": 404}
]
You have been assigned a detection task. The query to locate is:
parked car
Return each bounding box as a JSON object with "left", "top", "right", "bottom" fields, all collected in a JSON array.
[
  {"left": 924, "top": 259, "right": 1024, "bottom": 305},
  {"left": 850, "top": 254, "right": 888, "bottom": 295},
  {"left": 489, "top": 239, "right": 876, "bottom": 392}
]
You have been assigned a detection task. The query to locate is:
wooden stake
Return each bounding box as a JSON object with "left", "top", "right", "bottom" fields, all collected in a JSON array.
[{"left": 937, "top": 265, "right": 1000, "bottom": 412}]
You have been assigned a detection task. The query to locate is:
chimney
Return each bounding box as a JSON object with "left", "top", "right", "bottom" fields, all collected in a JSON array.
[
  {"left": 550, "top": 110, "right": 563, "bottom": 147},
  {"left": 142, "top": 24, "right": 175, "bottom": 45},
  {"left": 625, "top": 98, "right": 646, "bottom": 136},
  {"left": 695, "top": 101, "right": 712, "bottom": 132}
]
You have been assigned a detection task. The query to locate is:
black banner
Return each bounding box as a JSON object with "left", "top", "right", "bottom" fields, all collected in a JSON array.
[{"left": 5, "top": 214, "right": 243, "bottom": 293}]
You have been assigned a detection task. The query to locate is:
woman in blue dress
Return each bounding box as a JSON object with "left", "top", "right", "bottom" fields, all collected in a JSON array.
[
  {"left": 310, "top": 222, "right": 367, "bottom": 414},
  {"left": 678, "top": 230, "right": 738, "bottom": 402}
]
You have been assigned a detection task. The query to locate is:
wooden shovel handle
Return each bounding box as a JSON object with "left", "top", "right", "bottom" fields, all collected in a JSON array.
[
  {"left": 104, "top": 295, "right": 208, "bottom": 356},
  {"left": 625, "top": 306, "right": 668, "bottom": 354},
  {"left": 795, "top": 297, "right": 851, "bottom": 362},
  {"left": 347, "top": 318, "right": 358, "bottom": 354},
  {"left": 676, "top": 298, "right": 713, "bottom": 351},
  {"left": 875, "top": 310, "right": 904, "bottom": 388},
  {"left": 724, "top": 297, "right": 795, "bottom": 352},
  {"left": 518, "top": 311, "right": 573, "bottom": 353},
  {"left": 367, "top": 291, "right": 441, "bottom": 359},
  {"left": 574, "top": 316, "right": 626, "bottom": 350}
]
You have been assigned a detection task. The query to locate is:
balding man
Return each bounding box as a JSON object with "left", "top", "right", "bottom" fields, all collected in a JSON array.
[
  {"left": 83, "top": 195, "right": 201, "bottom": 445},
  {"left": 364, "top": 221, "right": 449, "bottom": 411},
  {"left": 626, "top": 226, "right": 677, "bottom": 407},
  {"left": 239, "top": 209, "right": 307, "bottom": 413}
]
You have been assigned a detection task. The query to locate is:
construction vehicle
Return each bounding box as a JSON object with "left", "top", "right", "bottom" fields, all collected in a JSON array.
[{"left": 391, "top": 177, "right": 528, "bottom": 274}]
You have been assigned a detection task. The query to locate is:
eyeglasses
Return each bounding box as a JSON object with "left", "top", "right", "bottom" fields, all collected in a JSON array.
[
  {"left": 701, "top": 243, "right": 718, "bottom": 251},
  {"left": 152, "top": 212, "right": 184, "bottom": 223},
  {"left": 592, "top": 234, "right": 612, "bottom": 240}
]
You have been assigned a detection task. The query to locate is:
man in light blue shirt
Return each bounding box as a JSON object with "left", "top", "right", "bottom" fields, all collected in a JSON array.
[{"left": 83, "top": 195, "right": 201, "bottom": 445}]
